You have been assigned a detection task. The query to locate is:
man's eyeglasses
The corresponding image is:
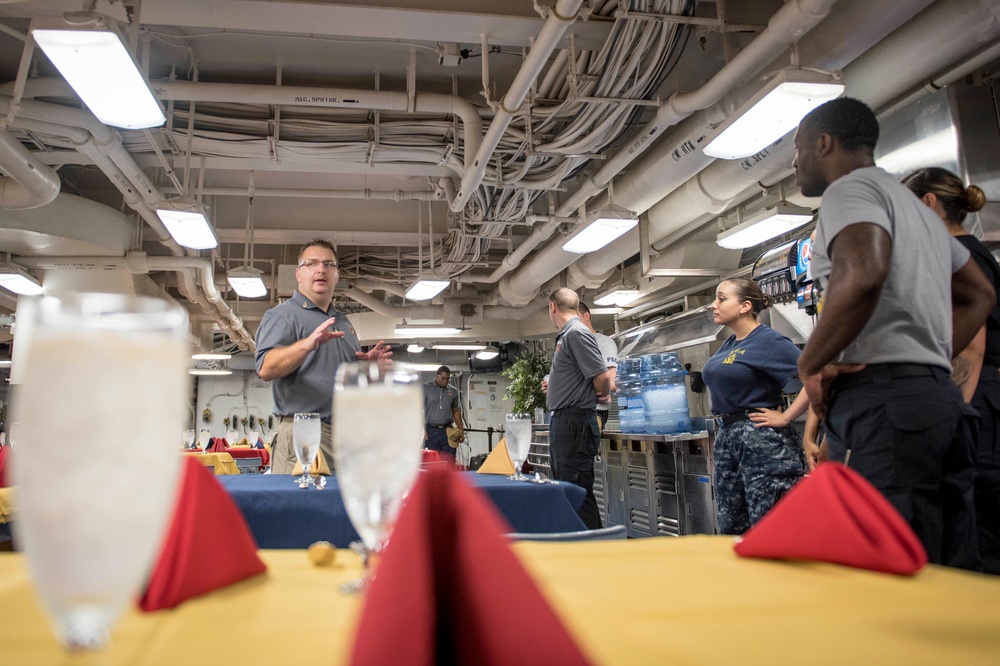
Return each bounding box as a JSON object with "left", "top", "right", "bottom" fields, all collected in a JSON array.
[{"left": 297, "top": 259, "right": 339, "bottom": 270}]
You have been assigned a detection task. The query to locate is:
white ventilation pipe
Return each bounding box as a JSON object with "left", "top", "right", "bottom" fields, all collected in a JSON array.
[
  {"left": 0, "top": 130, "right": 60, "bottom": 209},
  {"left": 573, "top": 0, "right": 1000, "bottom": 283},
  {"left": 449, "top": 0, "right": 587, "bottom": 212},
  {"left": 160, "top": 185, "right": 446, "bottom": 202},
  {"left": 0, "top": 98, "right": 255, "bottom": 348},
  {"left": 153, "top": 80, "right": 483, "bottom": 176},
  {"left": 498, "top": 0, "right": 996, "bottom": 303}
]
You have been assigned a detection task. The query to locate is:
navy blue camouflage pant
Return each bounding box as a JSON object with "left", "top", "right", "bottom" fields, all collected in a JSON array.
[{"left": 713, "top": 420, "right": 807, "bottom": 535}]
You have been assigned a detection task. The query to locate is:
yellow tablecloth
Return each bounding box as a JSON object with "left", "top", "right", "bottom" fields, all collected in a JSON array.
[
  {"left": 182, "top": 451, "right": 239, "bottom": 475},
  {"left": 0, "top": 487, "right": 13, "bottom": 524},
  {"left": 0, "top": 536, "right": 998, "bottom": 664}
]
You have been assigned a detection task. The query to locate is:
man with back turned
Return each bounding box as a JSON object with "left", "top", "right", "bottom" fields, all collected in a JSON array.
[
  {"left": 793, "top": 97, "right": 993, "bottom": 569},
  {"left": 546, "top": 288, "right": 611, "bottom": 529}
]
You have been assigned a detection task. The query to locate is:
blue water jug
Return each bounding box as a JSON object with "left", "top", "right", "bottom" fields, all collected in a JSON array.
[
  {"left": 615, "top": 358, "right": 643, "bottom": 434},
  {"left": 639, "top": 352, "right": 692, "bottom": 434}
]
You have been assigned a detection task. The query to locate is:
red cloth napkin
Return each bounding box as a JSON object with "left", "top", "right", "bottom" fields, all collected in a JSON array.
[
  {"left": 140, "top": 456, "right": 267, "bottom": 611},
  {"left": 0, "top": 446, "right": 9, "bottom": 487},
  {"left": 351, "top": 466, "right": 591, "bottom": 666},
  {"left": 421, "top": 449, "right": 442, "bottom": 464},
  {"left": 206, "top": 437, "right": 228, "bottom": 453},
  {"left": 734, "top": 462, "right": 928, "bottom": 575}
]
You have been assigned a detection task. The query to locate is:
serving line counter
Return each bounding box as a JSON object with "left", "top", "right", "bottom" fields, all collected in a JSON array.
[{"left": 2, "top": 536, "right": 998, "bottom": 664}]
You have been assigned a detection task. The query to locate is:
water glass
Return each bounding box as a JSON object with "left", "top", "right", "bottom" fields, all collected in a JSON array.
[
  {"left": 293, "top": 412, "right": 322, "bottom": 489},
  {"left": 505, "top": 413, "right": 533, "bottom": 480},
  {"left": 11, "top": 292, "right": 189, "bottom": 650},
  {"left": 333, "top": 362, "right": 423, "bottom": 591}
]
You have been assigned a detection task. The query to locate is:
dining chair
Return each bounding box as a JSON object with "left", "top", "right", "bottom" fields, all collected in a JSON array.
[
  {"left": 506, "top": 524, "right": 627, "bottom": 541},
  {"left": 234, "top": 457, "right": 263, "bottom": 474}
]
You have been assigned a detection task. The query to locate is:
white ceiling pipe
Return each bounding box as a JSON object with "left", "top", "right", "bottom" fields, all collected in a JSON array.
[
  {"left": 575, "top": 0, "right": 1000, "bottom": 284},
  {"left": 160, "top": 186, "right": 445, "bottom": 201},
  {"left": 352, "top": 279, "right": 408, "bottom": 299},
  {"left": 497, "top": 0, "right": 984, "bottom": 304},
  {"left": 455, "top": 214, "right": 573, "bottom": 284},
  {"left": 343, "top": 286, "right": 443, "bottom": 319},
  {"left": 450, "top": 0, "right": 587, "bottom": 212},
  {"left": 154, "top": 80, "right": 482, "bottom": 175},
  {"left": 0, "top": 130, "right": 60, "bottom": 209},
  {"left": 550, "top": 0, "right": 840, "bottom": 219}
]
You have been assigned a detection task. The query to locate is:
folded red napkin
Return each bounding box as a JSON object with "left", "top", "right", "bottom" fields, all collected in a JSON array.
[
  {"left": 140, "top": 456, "right": 267, "bottom": 611},
  {"left": 206, "top": 437, "right": 229, "bottom": 453},
  {"left": 0, "top": 446, "right": 9, "bottom": 488},
  {"left": 351, "top": 466, "right": 591, "bottom": 666},
  {"left": 734, "top": 462, "right": 927, "bottom": 575},
  {"left": 421, "top": 449, "right": 442, "bottom": 464}
]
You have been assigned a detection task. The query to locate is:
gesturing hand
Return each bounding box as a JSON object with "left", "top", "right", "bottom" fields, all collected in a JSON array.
[
  {"left": 306, "top": 317, "right": 345, "bottom": 350},
  {"left": 356, "top": 340, "right": 394, "bottom": 370}
]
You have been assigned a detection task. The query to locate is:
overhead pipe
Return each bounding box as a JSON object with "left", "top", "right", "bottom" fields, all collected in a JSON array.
[
  {"left": 449, "top": 0, "right": 587, "bottom": 212},
  {"left": 0, "top": 130, "right": 60, "bottom": 209},
  {"left": 574, "top": 0, "right": 1000, "bottom": 284},
  {"left": 160, "top": 185, "right": 446, "bottom": 201},
  {"left": 495, "top": 0, "right": 980, "bottom": 303},
  {"left": 0, "top": 96, "right": 255, "bottom": 348}
]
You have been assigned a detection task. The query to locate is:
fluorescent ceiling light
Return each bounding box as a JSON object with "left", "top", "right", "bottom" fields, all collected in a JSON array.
[
  {"left": 156, "top": 199, "right": 219, "bottom": 250},
  {"left": 594, "top": 287, "right": 641, "bottom": 307},
  {"left": 0, "top": 264, "right": 43, "bottom": 295},
  {"left": 398, "top": 362, "right": 454, "bottom": 372},
  {"left": 227, "top": 265, "right": 268, "bottom": 298},
  {"left": 716, "top": 202, "right": 813, "bottom": 250},
  {"left": 192, "top": 353, "right": 232, "bottom": 361},
  {"left": 0, "top": 360, "right": 11, "bottom": 368},
  {"left": 393, "top": 326, "right": 462, "bottom": 336},
  {"left": 31, "top": 17, "right": 165, "bottom": 129},
  {"left": 406, "top": 344, "right": 425, "bottom": 353},
  {"left": 189, "top": 368, "right": 233, "bottom": 376},
  {"left": 703, "top": 69, "right": 845, "bottom": 160},
  {"left": 562, "top": 210, "right": 638, "bottom": 254},
  {"left": 475, "top": 346, "right": 499, "bottom": 360},
  {"left": 405, "top": 277, "right": 450, "bottom": 301},
  {"left": 432, "top": 343, "right": 487, "bottom": 351}
]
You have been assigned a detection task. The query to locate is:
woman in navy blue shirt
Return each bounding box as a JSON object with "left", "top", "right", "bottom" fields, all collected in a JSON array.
[{"left": 702, "top": 278, "right": 809, "bottom": 534}]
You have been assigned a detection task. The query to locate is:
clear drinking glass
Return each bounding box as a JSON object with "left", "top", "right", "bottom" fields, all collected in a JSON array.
[
  {"left": 11, "top": 292, "right": 189, "bottom": 651},
  {"left": 333, "top": 362, "right": 423, "bottom": 591},
  {"left": 198, "top": 428, "right": 211, "bottom": 452},
  {"left": 293, "top": 412, "right": 322, "bottom": 489},
  {"left": 505, "top": 413, "right": 533, "bottom": 480}
]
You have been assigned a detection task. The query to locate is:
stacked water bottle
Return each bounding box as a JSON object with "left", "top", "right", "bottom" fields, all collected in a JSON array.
[
  {"left": 615, "top": 358, "right": 644, "bottom": 433},
  {"left": 614, "top": 352, "right": 693, "bottom": 434}
]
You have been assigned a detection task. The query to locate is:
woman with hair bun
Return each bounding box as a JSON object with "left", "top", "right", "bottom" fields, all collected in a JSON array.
[
  {"left": 701, "top": 278, "right": 810, "bottom": 534},
  {"left": 903, "top": 166, "right": 999, "bottom": 574}
]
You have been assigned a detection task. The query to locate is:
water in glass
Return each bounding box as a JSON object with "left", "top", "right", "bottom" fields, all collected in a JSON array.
[
  {"left": 11, "top": 293, "right": 188, "bottom": 651},
  {"left": 504, "top": 413, "right": 533, "bottom": 480},
  {"left": 293, "top": 412, "right": 322, "bottom": 489}
]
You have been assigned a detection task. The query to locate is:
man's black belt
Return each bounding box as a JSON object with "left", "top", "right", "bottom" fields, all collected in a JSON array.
[
  {"left": 831, "top": 362, "right": 941, "bottom": 391},
  {"left": 715, "top": 411, "right": 752, "bottom": 426},
  {"left": 426, "top": 423, "right": 450, "bottom": 429},
  {"left": 551, "top": 407, "right": 596, "bottom": 416}
]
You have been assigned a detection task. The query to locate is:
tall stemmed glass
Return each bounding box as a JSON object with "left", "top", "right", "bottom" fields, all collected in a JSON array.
[
  {"left": 333, "top": 362, "right": 423, "bottom": 592},
  {"left": 11, "top": 293, "right": 189, "bottom": 651},
  {"left": 505, "top": 413, "right": 533, "bottom": 480},
  {"left": 293, "top": 412, "right": 322, "bottom": 489}
]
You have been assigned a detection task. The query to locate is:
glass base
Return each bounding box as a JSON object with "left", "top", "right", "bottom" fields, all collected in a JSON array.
[{"left": 53, "top": 607, "right": 113, "bottom": 652}]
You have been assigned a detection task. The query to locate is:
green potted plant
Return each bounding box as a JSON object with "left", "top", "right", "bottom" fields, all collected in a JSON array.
[{"left": 502, "top": 349, "right": 550, "bottom": 419}]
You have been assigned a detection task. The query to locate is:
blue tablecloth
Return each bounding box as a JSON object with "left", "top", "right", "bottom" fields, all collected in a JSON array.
[{"left": 216, "top": 472, "right": 587, "bottom": 548}]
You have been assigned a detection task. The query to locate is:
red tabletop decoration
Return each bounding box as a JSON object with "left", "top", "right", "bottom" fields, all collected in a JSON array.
[
  {"left": 350, "top": 465, "right": 591, "bottom": 666},
  {"left": 0, "top": 446, "right": 9, "bottom": 487},
  {"left": 734, "top": 462, "right": 928, "bottom": 575},
  {"left": 139, "top": 456, "right": 267, "bottom": 611}
]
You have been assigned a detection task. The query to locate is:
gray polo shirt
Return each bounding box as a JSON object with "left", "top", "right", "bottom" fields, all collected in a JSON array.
[
  {"left": 594, "top": 331, "right": 618, "bottom": 413},
  {"left": 811, "top": 167, "right": 970, "bottom": 370},
  {"left": 254, "top": 290, "right": 362, "bottom": 421},
  {"left": 547, "top": 317, "right": 608, "bottom": 411},
  {"left": 423, "top": 380, "right": 460, "bottom": 426}
]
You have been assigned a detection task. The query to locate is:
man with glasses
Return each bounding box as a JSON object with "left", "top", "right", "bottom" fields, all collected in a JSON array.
[
  {"left": 422, "top": 365, "right": 464, "bottom": 462},
  {"left": 255, "top": 239, "right": 391, "bottom": 473}
]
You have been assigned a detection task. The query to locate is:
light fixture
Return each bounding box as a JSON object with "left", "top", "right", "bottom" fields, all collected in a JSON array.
[
  {"left": 227, "top": 265, "right": 267, "bottom": 298},
  {"left": 189, "top": 368, "right": 233, "bottom": 376},
  {"left": 405, "top": 277, "right": 450, "bottom": 301},
  {"left": 192, "top": 352, "right": 232, "bottom": 361},
  {"left": 716, "top": 202, "right": 813, "bottom": 250},
  {"left": 562, "top": 208, "right": 639, "bottom": 254},
  {"left": 394, "top": 324, "right": 462, "bottom": 336},
  {"left": 594, "top": 286, "right": 641, "bottom": 308},
  {"left": 398, "top": 362, "right": 455, "bottom": 372},
  {"left": 31, "top": 16, "right": 165, "bottom": 129},
  {"left": 703, "top": 68, "right": 845, "bottom": 160},
  {"left": 407, "top": 343, "right": 425, "bottom": 353},
  {"left": 431, "top": 343, "right": 487, "bottom": 351},
  {"left": 0, "top": 264, "right": 43, "bottom": 295},
  {"left": 155, "top": 199, "right": 219, "bottom": 250},
  {"left": 475, "top": 345, "right": 499, "bottom": 360}
]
